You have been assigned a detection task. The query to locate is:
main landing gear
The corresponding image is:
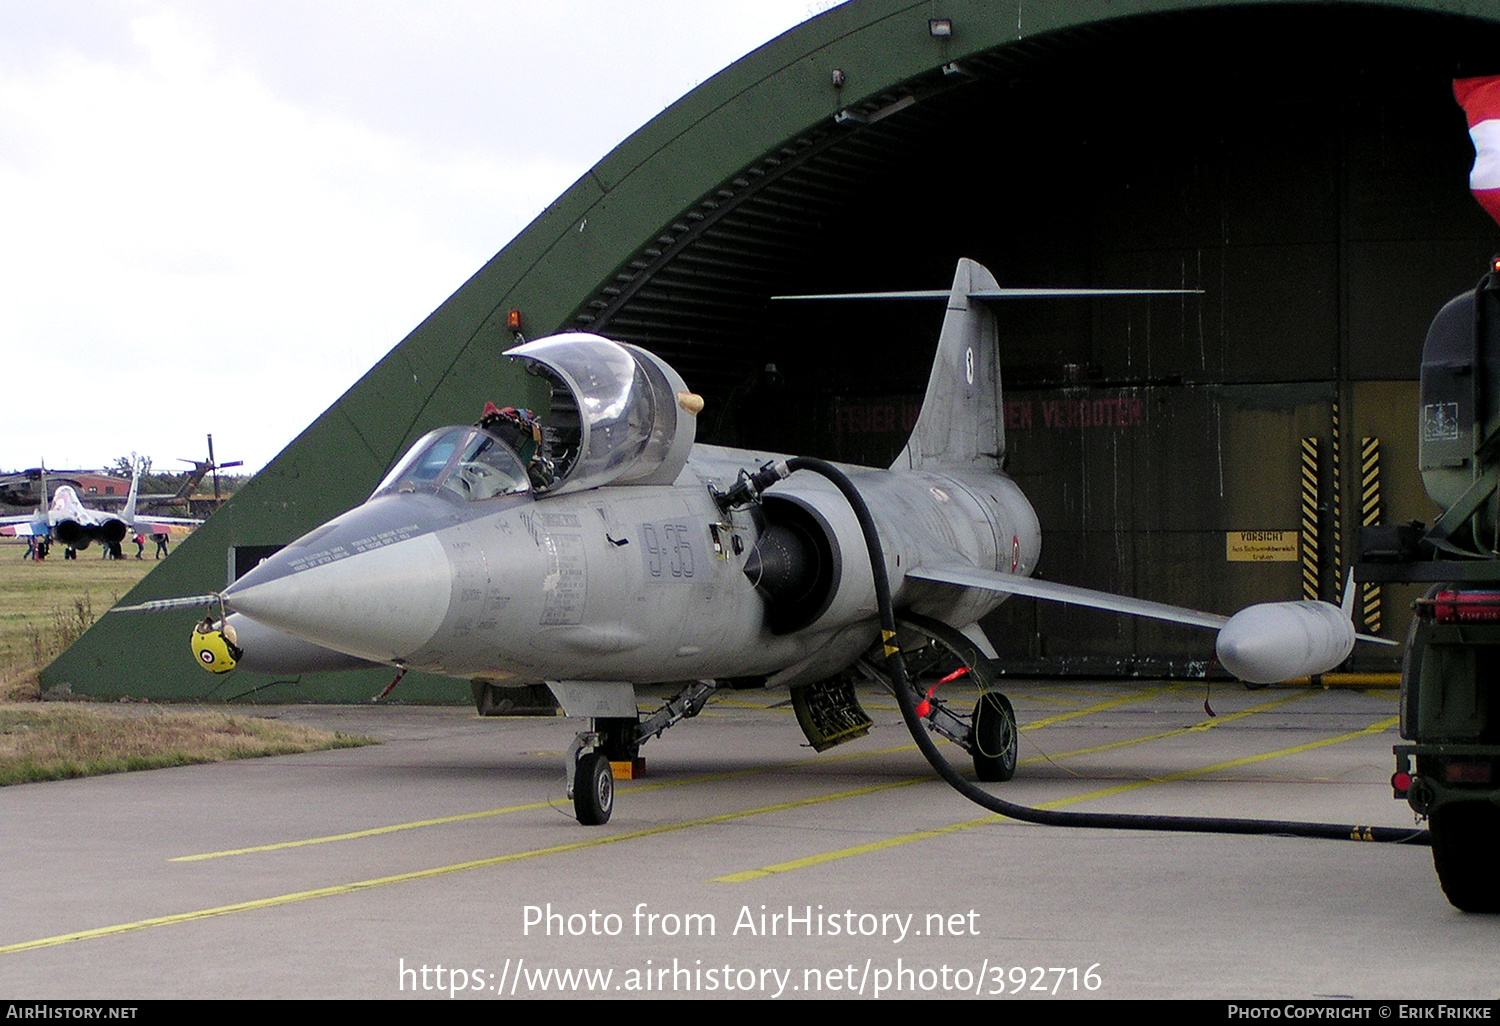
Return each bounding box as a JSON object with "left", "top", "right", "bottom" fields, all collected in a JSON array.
[{"left": 863, "top": 613, "right": 1019, "bottom": 782}]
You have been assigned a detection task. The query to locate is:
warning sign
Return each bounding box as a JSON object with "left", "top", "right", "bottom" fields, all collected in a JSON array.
[{"left": 1226, "top": 531, "right": 1299, "bottom": 562}]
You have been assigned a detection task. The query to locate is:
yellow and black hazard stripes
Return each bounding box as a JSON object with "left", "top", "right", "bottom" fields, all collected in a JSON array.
[
  {"left": 1302, "top": 436, "right": 1321, "bottom": 601},
  {"left": 1332, "top": 401, "right": 1343, "bottom": 602},
  {"left": 1360, "top": 436, "right": 1382, "bottom": 635}
]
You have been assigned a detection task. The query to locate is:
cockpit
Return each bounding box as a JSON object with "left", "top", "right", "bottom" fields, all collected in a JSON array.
[
  {"left": 373, "top": 333, "right": 700, "bottom": 505},
  {"left": 372, "top": 426, "right": 532, "bottom": 503},
  {"left": 506, "top": 333, "right": 698, "bottom": 496}
]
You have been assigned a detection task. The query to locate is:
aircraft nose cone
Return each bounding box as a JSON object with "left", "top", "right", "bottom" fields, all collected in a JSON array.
[{"left": 226, "top": 519, "right": 452, "bottom": 664}]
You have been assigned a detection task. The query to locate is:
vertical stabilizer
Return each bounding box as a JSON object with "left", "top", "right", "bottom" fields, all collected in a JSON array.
[
  {"left": 123, "top": 458, "right": 142, "bottom": 523},
  {"left": 892, "top": 258, "right": 1004, "bottom": 471}
]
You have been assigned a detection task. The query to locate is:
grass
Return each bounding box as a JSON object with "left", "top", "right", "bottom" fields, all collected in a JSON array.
[
  {"left": 0, "top": 538, "right": 377, "bottom": 782},
  {"left": 0, "top": 704, "right": 372, "bottom": 785},
  {"left": 0, "top": 540, "right": 156, "bottom": 700}
]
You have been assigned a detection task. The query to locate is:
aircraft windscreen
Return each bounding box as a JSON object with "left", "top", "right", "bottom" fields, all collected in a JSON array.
[{"left": 373, "top": 427, "right": 531, "bottom": 502}]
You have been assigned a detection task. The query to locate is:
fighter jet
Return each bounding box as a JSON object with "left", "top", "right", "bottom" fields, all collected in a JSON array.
[
  {"left": 120, "top": 258, "right": 1386, "bottom": 824},
  {"left": 2, "top": 458, "right": 203, "bottom": 550}
]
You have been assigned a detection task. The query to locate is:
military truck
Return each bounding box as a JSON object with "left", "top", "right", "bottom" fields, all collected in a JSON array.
[{"left": 1360, "top": 259, "right": 1500, "bottom": 913}]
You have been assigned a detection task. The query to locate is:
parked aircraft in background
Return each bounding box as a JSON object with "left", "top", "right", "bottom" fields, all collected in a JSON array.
[
  {"left": 174, "top": 434, "right": 244, "bottom": 504},
  {"left": 1, "top": 459, "right": 203, "bottom": 549},
  {"left": 120, "top": 259, "right": 1390, "bottom": 824}
]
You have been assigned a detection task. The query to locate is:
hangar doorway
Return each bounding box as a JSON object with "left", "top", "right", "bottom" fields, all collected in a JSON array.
[{"left": 577, "top": 4, "right": 1500, "bottom": 674}]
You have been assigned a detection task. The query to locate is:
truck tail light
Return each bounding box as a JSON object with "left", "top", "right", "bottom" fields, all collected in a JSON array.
[{"left": 1443, "top": 761, "right": 1494, "bottom": 784}]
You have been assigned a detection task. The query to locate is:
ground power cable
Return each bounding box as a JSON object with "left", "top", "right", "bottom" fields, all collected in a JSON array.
[{"left": 765, "top": 456, "right": 1430, "bottom": 847}]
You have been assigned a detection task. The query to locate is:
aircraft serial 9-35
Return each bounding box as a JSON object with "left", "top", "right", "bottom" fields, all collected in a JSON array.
[{"left": 120, "top": 258, "right": 1390, "bottom": 826}]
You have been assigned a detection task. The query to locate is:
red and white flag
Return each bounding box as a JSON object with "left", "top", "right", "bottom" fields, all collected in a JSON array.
[{"left": 1455, "top": 75, "right": 1500, "bottom": 225}]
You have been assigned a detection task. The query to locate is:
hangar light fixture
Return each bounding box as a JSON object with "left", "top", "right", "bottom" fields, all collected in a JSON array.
[{"left": 929, "top": 18, "right": 953, "bottom": 39}]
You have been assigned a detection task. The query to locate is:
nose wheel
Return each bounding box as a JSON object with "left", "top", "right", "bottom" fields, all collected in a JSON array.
[
  {"left": 565, "top": 731, "right": 616, "bottom": 826},
  {"left": 573, "top": 750, "right": 615, "bottom": 826}
]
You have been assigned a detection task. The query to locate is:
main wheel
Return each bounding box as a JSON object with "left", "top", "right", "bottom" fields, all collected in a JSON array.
[
  {"left": 897, "top": 613, "right": 1018, "bottom": 782},
  {"left": 971, "top": 692, "right": 1018, "bottom": 782},
  {"left": 1430, "top": 802, "right": 1500, "bottom": 913},
  {"left": 574, "top": 751, "right": 615, "bottom": 826}
]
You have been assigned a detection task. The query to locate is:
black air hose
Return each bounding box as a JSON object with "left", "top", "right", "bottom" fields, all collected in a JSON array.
[{"left": 777, "top": 456, "right": 1429, "bottom": 846}]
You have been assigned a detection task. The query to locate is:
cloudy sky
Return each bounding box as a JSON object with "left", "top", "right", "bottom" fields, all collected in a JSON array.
[{"left": 0, "top": 1, "right": 840, "bottom": 475}]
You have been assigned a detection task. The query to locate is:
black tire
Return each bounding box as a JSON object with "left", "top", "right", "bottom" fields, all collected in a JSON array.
[
  {"left": 574, "top": 751, "right": 615, "bottom": 826},
  {"left": 896, "top": 613, "right": 1018, "bottom": 782},
  {"left": 971, "top": 692, "right": 1018, "bottom": 782},
  {"left": 1430, "top": 802, "right": 1500, "bottom": 913}
]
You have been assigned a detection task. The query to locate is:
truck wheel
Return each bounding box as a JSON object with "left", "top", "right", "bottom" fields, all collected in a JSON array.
[{"left": 1430, "top": 802, "right": 1500, "bottom": 913}]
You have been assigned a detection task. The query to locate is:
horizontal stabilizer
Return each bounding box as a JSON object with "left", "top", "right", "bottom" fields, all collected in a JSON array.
[{"left": 772, "top": 287, "right": 1202, "bottom": 301}]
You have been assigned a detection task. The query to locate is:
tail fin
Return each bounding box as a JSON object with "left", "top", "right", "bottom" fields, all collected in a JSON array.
[
  {"left": 769, "top": 257, "right": 1196, "bottom": 472},
  {"left": 893, "top": 258, "right": 1004, "bottom": 471},
  {"left": 123, "top": 457, "right": 141, "bottom": 522}
]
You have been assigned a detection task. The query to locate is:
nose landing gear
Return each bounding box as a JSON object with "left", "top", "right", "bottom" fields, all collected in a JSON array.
[
  {"left": 565, "top": 732, "right": 616, "bottom": 826},
  {"left": 563, "top": 680, "right": 719, "bottom": 825},
  {"left": 571, "top": 748, "right": 615, "bottom": 826}
]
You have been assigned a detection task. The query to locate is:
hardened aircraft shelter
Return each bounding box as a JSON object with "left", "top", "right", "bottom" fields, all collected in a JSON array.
[{"left": 54, "top": 0, "right": 1500, "bottom": 701}]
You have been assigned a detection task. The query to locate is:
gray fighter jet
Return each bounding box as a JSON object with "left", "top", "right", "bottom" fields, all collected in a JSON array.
[{"left": 121, "top": 258, "right": 1381, "bottom": 824}]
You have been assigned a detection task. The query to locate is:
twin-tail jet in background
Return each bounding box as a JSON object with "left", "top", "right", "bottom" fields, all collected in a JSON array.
[
  {"left": 2, "top": 459, "right": 203, "bottom": 550},
  {"left": 119, "top": 258, "right": 1391, "bottom": 824}
]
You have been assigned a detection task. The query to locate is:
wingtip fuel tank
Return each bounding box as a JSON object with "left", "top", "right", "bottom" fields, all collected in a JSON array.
[{"left": 1214, "top": 601, "right": 1356, "bottom": 684}]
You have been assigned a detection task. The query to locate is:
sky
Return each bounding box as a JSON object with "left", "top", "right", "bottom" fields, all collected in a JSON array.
[{"left": 0, "top": 0, "right": 842, "bottom": 475}]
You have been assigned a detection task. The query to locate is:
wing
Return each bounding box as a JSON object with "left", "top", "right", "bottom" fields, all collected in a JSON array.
[
  {"left": 0, "top": 516, "right": 47, "bottom": 536},
  {"left": 132, "top": 515, "right": 203, "bottom": 534},
  {"left": 908, "top": 563, "right": 1395, "bottom": 684},
  {"left": 907, "top": 564, "right": 1229, "bottom": 630}
]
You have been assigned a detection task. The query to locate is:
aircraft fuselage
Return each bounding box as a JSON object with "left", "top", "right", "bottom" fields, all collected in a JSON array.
[{"left": 223, "top": 443, "right": 1040, "bottom": 689}]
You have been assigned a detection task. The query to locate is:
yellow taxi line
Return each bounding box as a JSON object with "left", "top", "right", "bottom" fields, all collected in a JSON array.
[
  {"left": 1034, "top": 716, "right": 1399, "bottom": 809},
  {"left": 4, "top": 778, "right": 929, "bottom": 956},
  {"left": 173, "top": 683, "right": 1264, "bottom": 862},
  {"left": 1017, "top": 690, "right": 1310, "bottom": 766},
  {"left": 173, "top": 735, "right": 946, "bottom": 862},
  {"left": 1020, "top": 683, "right": 1190, "bottom": 729},
  {"left": 712, "top": 704, "right": 1386, "bottom": 883},
  {"left": 171, "top": 771, "right": 739, "bottom": 861}
]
